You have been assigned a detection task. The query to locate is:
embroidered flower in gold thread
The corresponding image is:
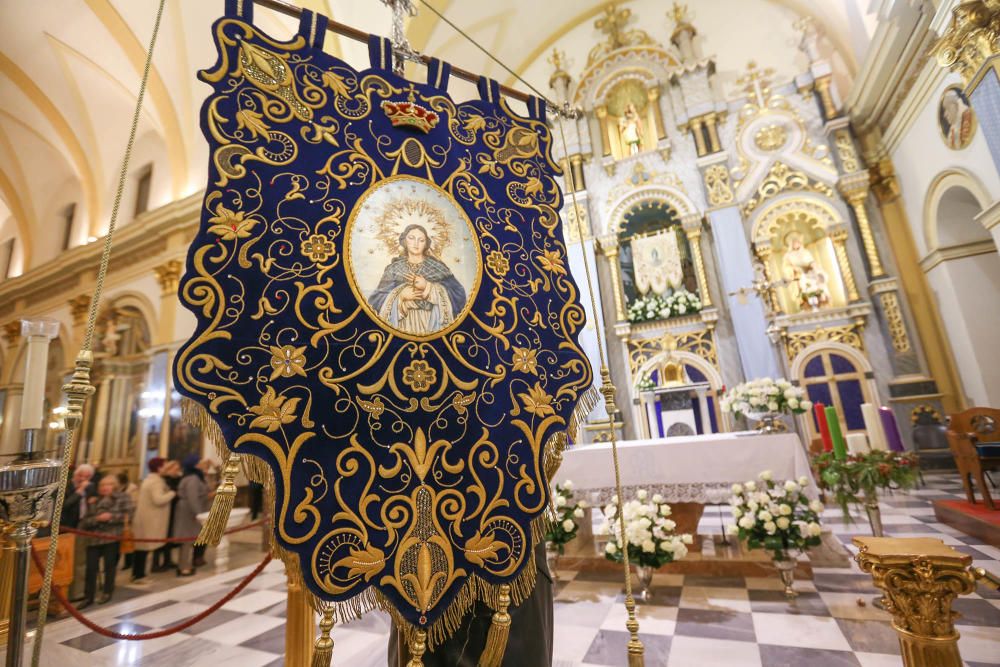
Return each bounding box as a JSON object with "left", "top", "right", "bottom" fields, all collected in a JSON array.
[
  {"left": 234, "top": 108, "right": 270, "bottom": 140},
  {"left": 269, "top": 345, "right": 307, "bottom": 380},
  {"left": 248, "top": 386, "right": 301, "bottom": 433},
  {"left": 519, "top": 383, "right": 555, "bottom": 417},
  {"left": 511, "top": 347, "right": 539, "bottom": 375},
  {"left": 301, "top": 234, "right": 334, "bottom": 263},
  {"left": 402, "top": 360, "right": 437, "bottom": 393},
  {"left": 208, "top": 204, "right": 256, "bottom": 241},
  {"left": 538, "top": 249, "right": 567, "bottom": 275},
  {"left": 486, "top": 250, "right": 509, "bottom": 276}
]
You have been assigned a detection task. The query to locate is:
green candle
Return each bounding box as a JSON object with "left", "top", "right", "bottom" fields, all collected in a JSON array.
[{"left": 825, "top": 406, "right": 847, "bottom": 461}]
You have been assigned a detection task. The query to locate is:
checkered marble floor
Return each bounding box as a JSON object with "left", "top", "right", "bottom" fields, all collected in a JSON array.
[{"left": 11, "top": 474, "right": 1000, "bottom": 667}]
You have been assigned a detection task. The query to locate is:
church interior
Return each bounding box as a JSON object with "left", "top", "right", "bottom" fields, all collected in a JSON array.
[{"left": 1, "top": 1, "right": 999, "bottom": 666}]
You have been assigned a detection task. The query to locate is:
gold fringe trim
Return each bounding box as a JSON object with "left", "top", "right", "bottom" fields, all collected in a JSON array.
[
  {"left": 567, "top": 385, "right": 600, "bottom": 442},
  {"left": 241, "top": 452, "right": 270, "bottom": 485},
  {"left": 181, "top": 397, "right": 228, "bottom": 462},
  {"left": 477, "top": 584, "right": 511, "bottom": 667},
  {"left": 196, "top": 452, "right": 241, "bottom": 546}
]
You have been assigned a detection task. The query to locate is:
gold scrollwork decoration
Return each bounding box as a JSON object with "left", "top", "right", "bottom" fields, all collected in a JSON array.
[
  {"left": 784, "top": 322, "right": 865, "bottom": 363},
  {"left": 742, "top": 162, "right": 835, "bottom": 218},
  {"left": 703, "top": 164, "right": 734, "bottom": 208}
]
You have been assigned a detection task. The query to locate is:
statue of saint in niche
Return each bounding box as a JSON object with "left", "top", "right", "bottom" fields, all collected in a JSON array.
[
  {"left": 781, "top": 232, "right": 830, "bottom": 311},
  {"left": 618, "top": 102, "right": 643, "bottom": 155}
]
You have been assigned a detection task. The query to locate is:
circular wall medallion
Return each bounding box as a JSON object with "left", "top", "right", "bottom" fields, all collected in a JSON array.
[
  {"left": 344, "top": 175, "right": 482, "bottom": 340},
  {"left": 939, "top": 85, "right": 976, "bottom": 150}
]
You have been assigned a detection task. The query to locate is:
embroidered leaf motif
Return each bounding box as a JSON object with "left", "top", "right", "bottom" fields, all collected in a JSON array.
[
  {"left": 235, "top": 109, "right": 270, "bottom": 140},
  {"left": 321, "top": 70, "right": 350, "bottom": 98},
  {"left": 358, "top": 396, "right": 385, "bottom": 419},
  {"left": 464, "top": 116, "right": 486, "bottom": 132},
  {"left": 335, "top": 543, "right": 385, "bottom": 581},
  {"left": 524, "top": 176, "right": 543, "bottom": 196},
  {"left": 248, "top": 386, "right": 301, "bottom": 432},
  {"left": 537, "top": 249, "right": 567, "bottom": 275},
  {"left": 463, "top": 532, "right": 502, "bottom": 566},
  {"left": 519, "top": 383, "right": 555, "bottom": 417},
  {"left": 451, "top": 393, "right": 475, "bottom": 414},
  {"left": 207, "top": 204, "right": 256, "bottom": 241}
]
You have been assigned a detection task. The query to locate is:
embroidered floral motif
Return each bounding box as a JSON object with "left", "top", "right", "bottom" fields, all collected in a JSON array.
[
  {"left": 519, "top": 383, "right": 555, "bottom": 416},
  {"left": 208, "top": 204, "right": 256, "bottom": 241},
  {"left": 302, "top": 234, "right": 334, "bottom": 262},
  {"left": 511, "top": 347, "right": 538, "bottom": 375},
  {"left": 249, "top": 386, "right": 301, "bottom": 432},
  {"left": 402, "top": 359, "right": 437, "bottom": 393},
  {"left": 269, "top": 345, "right": 307, "bottom": 380},
  {"left": 538, "top": 249, "right": 567, "bottom": 275},
  {"left": 486, "top": 250, "right": 509, "bottom": 276}
]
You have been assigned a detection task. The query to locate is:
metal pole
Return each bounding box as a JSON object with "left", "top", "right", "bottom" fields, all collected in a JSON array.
[{"left": 5, "top": 520, "right": 37, "bottom": 667}]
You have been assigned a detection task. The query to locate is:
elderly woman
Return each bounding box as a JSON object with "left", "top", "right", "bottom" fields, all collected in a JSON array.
[
  {"left": 173, "top": 454, "right": 210, "bottom": 576},
  {"left": 130, "top": 457, "right": 176, "bottom": 584},
  {"left": 79, "top": 474, "right": 133, "bottom": 608}
]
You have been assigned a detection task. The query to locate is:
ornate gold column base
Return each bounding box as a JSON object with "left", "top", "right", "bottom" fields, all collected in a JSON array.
[
  {"left": 896, "top": 627, "right": 963, "bottom": 667},
  {"left": 285, "top": 576, "right": 315, "bottom": 667},
  {"left": 853, "top": 537, "right": 979, "bottom": 667}
]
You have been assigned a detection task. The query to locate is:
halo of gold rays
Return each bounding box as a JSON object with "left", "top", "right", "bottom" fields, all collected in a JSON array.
[{"left": 375, "top": 198, "right": 452, "bottom": 259}]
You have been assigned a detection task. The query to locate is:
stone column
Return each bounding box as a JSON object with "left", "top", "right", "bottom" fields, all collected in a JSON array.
[
  {"left": 689, "top": 116, "right": 708, "bottom": 157},
  {"left": 154, "top": 259, "right": 183, "bottom": 346},
  {"left": 854, "top": 537, "right": 981, "bottom": 667},
  {"left": 680, "top": 213, "right": 713, "bottom": 308},
  {"left": 814, "top": 75, "right": 838, "bottom": 120},
  {"left": 838, "top": 174, "right": 885, "bottom": 278},
  {"left": 830, "top": 230, "right": 861, "bottom": 302},
  {"left": 597, "top": 235, "right": 626, "bottom": 322}
]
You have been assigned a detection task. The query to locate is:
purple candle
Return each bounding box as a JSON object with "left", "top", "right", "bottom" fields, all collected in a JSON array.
[{"left": 879, "top": 406, "right": 906, "bottom": 452}]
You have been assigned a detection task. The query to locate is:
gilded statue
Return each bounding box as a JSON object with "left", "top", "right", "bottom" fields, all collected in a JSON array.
[
  {"left": 619, "top": 102, "right": 643, "bottom": 155},
  {"left": 781, "top": 232, "right": 830, "bottom": 311}
]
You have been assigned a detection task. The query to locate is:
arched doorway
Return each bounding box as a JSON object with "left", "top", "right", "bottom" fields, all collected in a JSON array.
[
  {"left": 924, "top": 174, "right": 1000, "bottom": 406},
  {"left": 792, "top": 342, "right": 877, "bottom": 439}
]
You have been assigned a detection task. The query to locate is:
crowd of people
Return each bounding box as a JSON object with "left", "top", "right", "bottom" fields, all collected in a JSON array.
[{"left": 59, "top": 454, "right": 218, "bottom": 609}]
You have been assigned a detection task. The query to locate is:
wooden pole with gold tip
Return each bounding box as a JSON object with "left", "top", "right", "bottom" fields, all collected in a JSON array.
[
  {"left": 286, "top": 576, "right": 315, "bottom": 667},
  {"left": 853, "top": 537, "right": 981, "bottom": 667}
]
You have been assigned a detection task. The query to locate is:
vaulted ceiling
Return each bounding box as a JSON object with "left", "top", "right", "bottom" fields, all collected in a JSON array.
[{"left": 0, "top": 0, "right": 865, "bottom": 276}]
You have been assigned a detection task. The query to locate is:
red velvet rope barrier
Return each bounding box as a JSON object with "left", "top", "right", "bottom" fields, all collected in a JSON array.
[
  {"left": 30, "top": 549, "right": 272, "bottom": 641},
  {"left": 62, "top": 519, "right": 266, "bottom": 543}
]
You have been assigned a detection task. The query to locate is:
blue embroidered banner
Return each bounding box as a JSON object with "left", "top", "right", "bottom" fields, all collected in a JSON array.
[{"left": 174, "top": 0, "right": 591, "bottom": 643}]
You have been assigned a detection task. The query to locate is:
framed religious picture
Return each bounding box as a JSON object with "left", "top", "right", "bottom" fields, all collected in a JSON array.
[{"left": 939, "top": 85, "right": 976, "bottom": 150}]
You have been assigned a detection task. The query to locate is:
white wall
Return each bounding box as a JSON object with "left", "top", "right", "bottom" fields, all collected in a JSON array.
[{"left": 926, "top": 252, "right": 1000, "bottom": 405}]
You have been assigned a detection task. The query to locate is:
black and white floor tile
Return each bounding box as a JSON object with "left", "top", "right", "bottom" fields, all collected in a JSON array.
[{"left": 14, "top": 474, "right": 1000, "bottom": 666}]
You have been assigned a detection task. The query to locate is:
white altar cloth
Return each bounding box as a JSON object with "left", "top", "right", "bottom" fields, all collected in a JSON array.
[{"left": 552, "top": 432, "right": 818, "bottom": 504}]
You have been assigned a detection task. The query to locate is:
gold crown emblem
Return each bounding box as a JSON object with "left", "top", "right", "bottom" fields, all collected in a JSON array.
[{"left": 381, "top": 87, "right": 439, "bottom": 133}]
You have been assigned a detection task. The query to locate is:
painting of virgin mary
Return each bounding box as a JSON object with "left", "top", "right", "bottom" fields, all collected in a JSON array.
[{"left": 368, "top": 224, "right": 467, "bottom": 335}]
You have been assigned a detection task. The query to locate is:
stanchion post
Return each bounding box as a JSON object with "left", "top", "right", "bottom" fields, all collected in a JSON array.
[
  {"left": 285, "top": 573, "right": 315, "bottom": 667},
  {"left": 853, "top": 537, "right": 980, "bottom": 667},
  {"left": 0, "top": 528, "right": 14, "bottom": 645}
]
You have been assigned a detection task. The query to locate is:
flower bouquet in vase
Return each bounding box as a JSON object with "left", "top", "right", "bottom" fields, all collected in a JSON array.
[
  {"left": 602, "top": 489, "right": 693, "bottom": 602},
  {"left": 727, "top": 470, "right": 824, "bottom": 597},
  {"left": 721, "top": 378, "right": 812, "bottom": 433},
  {"left": 544, "top": 481, "right": 586, "bottom": 579}
]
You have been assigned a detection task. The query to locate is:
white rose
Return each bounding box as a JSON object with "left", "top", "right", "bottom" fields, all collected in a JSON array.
[
  {"left": 732, "top": 506, "right": 743, "bottom": 518},
  {"left": 555, "top": 495, "right": 567, "bottom": 507},
  {"left": 681, "top": 534, "right": 693, "bottom": 545},
  {"left": 807, "top": 522, "right": 822, "bottom": 537},
  {"left": 642, "top": 539, "right": 656, "bottom": 553},
  {"left": 652, "top": 493, "right": 664, "bottom": 504},
  {"left": 660, "top": 540, "right": 675, "bottom": 552},
  {"left": 578, "top": 500, "right": 588, "bottom": 509},
  {"left": 726, "top": 524, "right": 739, "bottom": 535},
  {"left": 604, "top": 504, "right": 616, "bottom": 518},
  {"left": 776, "top": 517, "right": 790, "bottom": 530},
  {"left": 731, "top": 483, "right": 744, "bottom": 495},
  {"left": 611, "top": 495, "right": 618, "bottom": 504},
  {"left": 767, "top": 401, "right": 779, "bottom": 411},
  {"left": 563, "top": 480, "right": 573, "bottom": 490},
  {"left": 660, "top": 519, "right": 676, "bottom": 531},
  {"left": 573, "top": 507, "right": 585, "bottom": 519},
  {"left": 788, "top": 398, "right": 799, "bottom": 410},
  {"left": 747, "top": 500, "right": 759, "bottom": 512},
  {"left": 783, "top": 389, "right": 796, "bottom": 399},
  {"left": 779, "top": 504, "right": 792, "bottom": 516},
  {"left": 761, "top": 470, "right": 774, "bottom": 481},
  {"left": 784, "top": 481, "right": 799, "bottom": 493},
  {"left": 758, "top": 510, "right": 773, "bottom": 522},
  {"left": 809, "top": 500, "right": 825, "bottom": 513},
  {"left": 798, "top": 476, "right": 809, "bottom": 487},
  {"left": 605, "top": 542, "right": 618, "bottom": 555},
  {"left": 562, "top": 519, "right": 575, "bottom": 532},
  {"left": 801, "top": 400, "right": 813, "bottom": 410},
  {"left": 745, "top": 481, "right": 757, "bottom": 491},
  {"left": 738, "top": 515, "right": 755, "bottom": 529},
  {"left": 659, "top": 505, "right": 671, "bottom": 517},
  {"left": 764, "top": 521, "right": 777, "bottom": 534},
  {"left": 674, "top": 543, "right": 688, "bottom": 560}
]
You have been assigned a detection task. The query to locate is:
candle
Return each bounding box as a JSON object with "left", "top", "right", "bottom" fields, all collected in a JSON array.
[
  {"left": 846, "top": 433, "right": 869, "bottom": 455},
  {"left": 814, "top": 402, "right": 834, "bottom": 452},
  {"left": 18, "top": 320, "right": 60, "bottom": 432},
  {"left": 826, "top": 406, "right": 847, "bottom": 460},
  {"left": 879, "top": 406, "right": 906, "bottom": 452},
  {"left": 861, "top": 403, "right": 887, "bottom": 451}
]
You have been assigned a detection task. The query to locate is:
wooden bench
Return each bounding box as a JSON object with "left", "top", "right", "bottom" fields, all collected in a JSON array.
[{"left": 946, "top": 408, "right": 1000, "bottom": 510}]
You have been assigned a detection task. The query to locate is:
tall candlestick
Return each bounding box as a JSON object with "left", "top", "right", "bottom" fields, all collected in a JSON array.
[
  {"left": 18, "top": 319, "right": 60, "bottom": 433},
  {"left": 826, "top": 406, "right": 847, "bottom": 461},
  {"left": 879, "top": 406, "right": 906, "bottom": 452},
  {"left": 861, "top": 403, "right": 887, "bottom": 451},
  {"left": 814, "top": 402, "right": 833, "bottom": 452}
]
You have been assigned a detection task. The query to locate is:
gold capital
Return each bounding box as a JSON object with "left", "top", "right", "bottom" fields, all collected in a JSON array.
[
  {"left": 154, "top": 259, "right": 183, "bottom": 294},
  {"left": 68, "top": 294, "right": 91, "bottom": 327},
  {"left": 2, "top": 321, "right": 21, "bottom": 347},
  {"left": 933, "top": 1, "right": 1000, "bottom": 88}
]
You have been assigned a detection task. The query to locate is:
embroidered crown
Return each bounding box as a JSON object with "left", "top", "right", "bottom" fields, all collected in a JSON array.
[{"left": 381, "top": 88, "right": 439, "bottom": 133}]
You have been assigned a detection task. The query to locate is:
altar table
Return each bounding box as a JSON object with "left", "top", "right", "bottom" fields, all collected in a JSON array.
[{"left": 552, "top": 432, "right": 818, "bottom": 505}]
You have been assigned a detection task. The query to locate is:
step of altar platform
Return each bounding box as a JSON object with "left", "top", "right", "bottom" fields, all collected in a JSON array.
[{"left": 933, "top": 498, "right": 1000, "bottom": 547}]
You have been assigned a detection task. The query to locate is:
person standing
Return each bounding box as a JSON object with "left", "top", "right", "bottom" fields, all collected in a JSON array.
[
  {"left": 153, "top": 460, "right": 182, "bottom": 572},
  {"left": 130, "top": 458, "right": 176, "bottom": 584},
  {"left": 173, "top": 454, "right": 209, "bottom": 576},
  {"left": 63, "top": 464, "right": 96, "bottom": 601},
  {"left": 79, "top": 474, "right": 132, "bottom": 608}
]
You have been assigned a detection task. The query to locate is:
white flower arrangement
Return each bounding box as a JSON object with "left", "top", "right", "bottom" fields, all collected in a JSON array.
[
  {"left": 545, "top": 481, "right": 586, "bottom": 554},
  {"left": 601, "top": 491, "right": 693, "bottom": 569},
  {"left": 720, "top": 377, "right": 812, "bottom": 420},
  {"left": 626, "top": 289, "right": 703, "bottom": 323},
  {"left": 727, "top": 470, "right": 823, "bottom": 561},
  {"left": 636, "top": 373, "right": 655, "bottom": 391}
]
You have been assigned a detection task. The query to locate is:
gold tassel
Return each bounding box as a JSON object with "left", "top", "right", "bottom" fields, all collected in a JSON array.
[
  {"left": 311, "top": 605, "right": 335, "bottom": 667},
  {"left": 196, "top": 452, "right": 241, "bottom": 546},
  {"left": 477, "top": 584, "right": 511, "bottom": 667},
  {"left": 406, "top": 630, "right": 427, "bottom": 667}
]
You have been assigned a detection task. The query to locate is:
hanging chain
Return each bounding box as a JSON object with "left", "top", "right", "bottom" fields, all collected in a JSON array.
[
  {"left": 556, "top": 119, "right": 645, "bottom": 664},
  {"left": 31, "top": 1, "right": 167, "bottom": 664},
  {"left": 378, "top": 0, "right": 420, "bottom": 75}
]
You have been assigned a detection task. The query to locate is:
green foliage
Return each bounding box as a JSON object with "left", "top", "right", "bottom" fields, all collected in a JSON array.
[{"left": 811, "top": 450, "right": 920, "bottom": 522}]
